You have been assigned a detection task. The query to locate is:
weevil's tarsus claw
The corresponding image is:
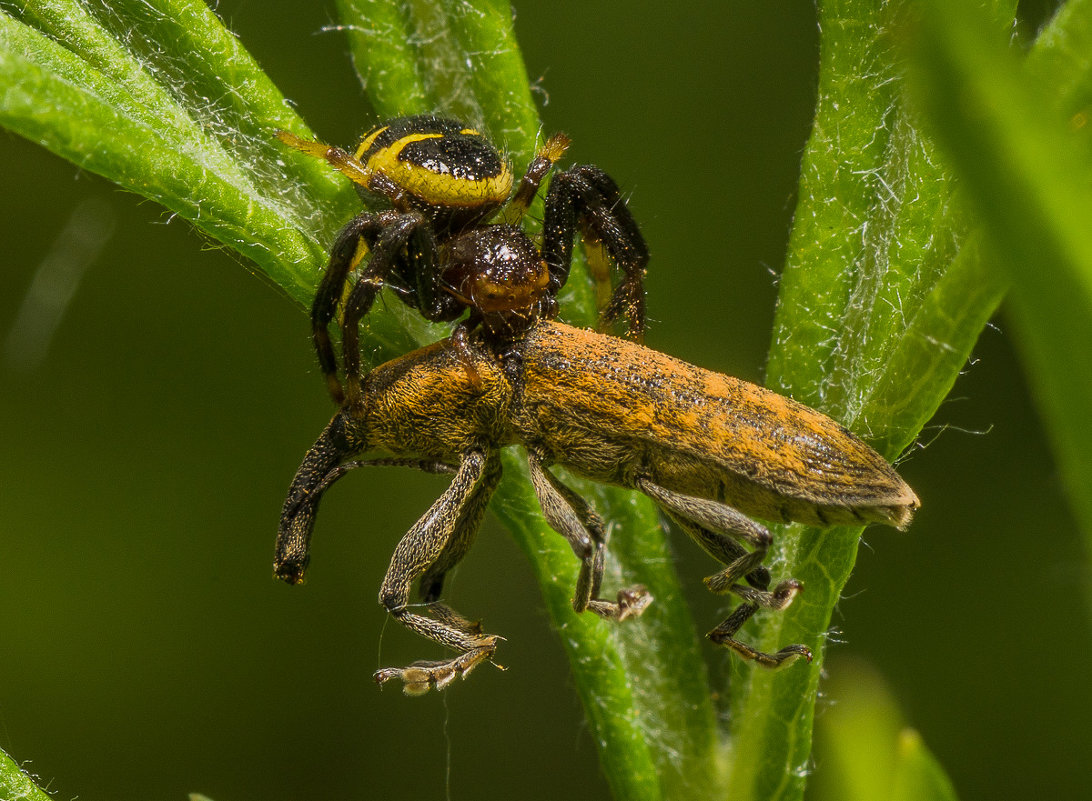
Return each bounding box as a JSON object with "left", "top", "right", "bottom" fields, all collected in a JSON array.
[{"left": 374, "top": 640, "right": 500, "bottom": 696}]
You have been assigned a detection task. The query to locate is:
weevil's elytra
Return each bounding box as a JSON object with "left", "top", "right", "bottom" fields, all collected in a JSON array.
[
  {"left": 513, "top": 324, "right": 918, "bottom": 530},
  {"left": 276, "top": 321, "right": 918, "bottom": 694},
  {"left": 275, "top": 115, "right": 650, "bottom": 411}
]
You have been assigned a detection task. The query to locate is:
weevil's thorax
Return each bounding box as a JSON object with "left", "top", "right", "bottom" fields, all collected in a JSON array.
[
  {"left": 353, "top": 338, "right": 516, "bottom": 460},
  {"left": 354, "top": 116, "right": 513, "bottom": 233}
]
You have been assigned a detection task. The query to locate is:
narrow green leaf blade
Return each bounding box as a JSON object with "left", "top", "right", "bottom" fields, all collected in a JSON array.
[
  {"left": 0, "top": 10, "right": 323, "bottom": 305},
  {"left": 890, "top": 730, "right": 960, "bottom": 801},
  {"left": 726, "top": 2, "right": 1016, "bottom": 799},
  {"left": 336, "top": 0, "right": 432, "bottom": 114},
  {"left": 810, "top": 661, "right": 959, "bottom": 801},
  {"left": 0, "top": 746, "right": 55, "bottom": 801},
  {"left": 908, "top": 0, "right": 1092, "bottom": 595},
  {"left": 1026, "top": 0, "right": 1092, "bottom": 116}
]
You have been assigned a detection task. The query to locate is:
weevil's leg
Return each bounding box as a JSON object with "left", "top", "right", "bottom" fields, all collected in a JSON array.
[
  {"left": 333, "top": 457, "right": 456, "bottom": 475},
  {"left": 637, "top": 479, "right": 774, "bottom": 591},
  {"left": 527, "top": 451, "right": 652, "bottom": 621},
  {"left": 707, "top": 603, "right": 813, "bottom": 668},
  {"left": 636, "top": 478, "right": 810, "bottom": 668},
  {"left": 501, "top": 132, "right": 572, "bottom": 225},
  {"left": 417, "top": 447, "right": 502, "bottom": 603},
  {"left": 660, "top": 512, "right": 803, "bottom": 609},
  {"left": 275, "top": 412, "right": 364, "bottom": 585},
  {"left": 274, "top": 416, "right": 456, "bottom": 585},
  {"left": 543, "top": 165, "right": 649, "bottom": 339},
  {"left": 374, "top": 450, "right": 505, "bottom": 695},
  {"left": 340, "top": 212, "right": 433, "bottom": 412}
]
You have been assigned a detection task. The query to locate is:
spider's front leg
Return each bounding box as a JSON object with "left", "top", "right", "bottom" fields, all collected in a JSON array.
[
  {"left": 311, "top": 211, "right": 413, "bottom": 406},
  {"left": 542, "top": 164, "right": 650, "bottom": 340},
  {"left": 335, "top": 213, "right": 441, "bottom": 412},
  {"left": 503, "top": 132, "right": 572, "bottom": 223}
]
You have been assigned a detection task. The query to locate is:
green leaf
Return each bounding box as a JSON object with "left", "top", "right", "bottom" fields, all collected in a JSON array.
[
  {"left": 890, "top": 730, "right": 960, "bottom": 801},
  {"left": 1, "top": 2, "right": 325, "bottom": 307},
  {"left": 0, "top": 746, "right": 54, "bottom": 801},
  {"left": 1026, "top": 0, "right": 1092, "bottom": 116},
  {"left": 809, "top": 660, "right": 959, "bottom": 801},
  {"left": 334, "top": 0, "right": 540, "bottom": 160},
  {"left": 724, "top": 1, "right": 1016, "bottom": 799},
  {"left": 907, "top": 0, "right": 1092, "bottom": 584}
]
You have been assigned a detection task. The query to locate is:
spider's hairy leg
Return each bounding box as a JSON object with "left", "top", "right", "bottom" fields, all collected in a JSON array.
[
  {"left": 338, "top": 212, "right": 433, "bottom": 412},
  {"left": 311, "top": 213, "right": 389, "bottom": 405},
  {"left": 542, "top": 164, "right": 650, "bottom": 339},
  {"left": 276, "top": 130, "right": 374, "bottom": 187},
  {"left": 502, "top": 132, "right": 572, "bottom": 224}
]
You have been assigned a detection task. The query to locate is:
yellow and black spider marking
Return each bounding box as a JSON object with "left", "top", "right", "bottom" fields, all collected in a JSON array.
[
  {"left": 276, "top": 114, "right": 650, "bottom": 410},
  {"left": 352, "top": 118, "right": 514, "bottom": 215},
  {"left": 275, "top": 320, "right": 919, "bottom": 696}
]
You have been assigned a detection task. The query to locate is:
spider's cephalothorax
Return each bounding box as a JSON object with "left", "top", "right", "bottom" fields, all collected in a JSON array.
[{"left": 277, "top": 115, "right": 649, "bottom": 409}]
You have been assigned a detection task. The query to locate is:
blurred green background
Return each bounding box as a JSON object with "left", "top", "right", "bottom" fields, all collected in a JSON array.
[{"left": 1, "top": 2, "right": 1088, "bottom": 800}]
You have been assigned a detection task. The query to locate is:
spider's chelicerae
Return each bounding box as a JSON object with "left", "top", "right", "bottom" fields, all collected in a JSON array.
[{"left": 277, "top": 115, "right": 649, "bottom": 408}]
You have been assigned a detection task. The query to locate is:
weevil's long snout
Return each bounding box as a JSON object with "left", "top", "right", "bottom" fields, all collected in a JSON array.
[
  {"left": 275, "top": 498, "right": 317, "bottom": 585},
  {"left": 275, "top": 413, "right": 361, "bottom": 585}
]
